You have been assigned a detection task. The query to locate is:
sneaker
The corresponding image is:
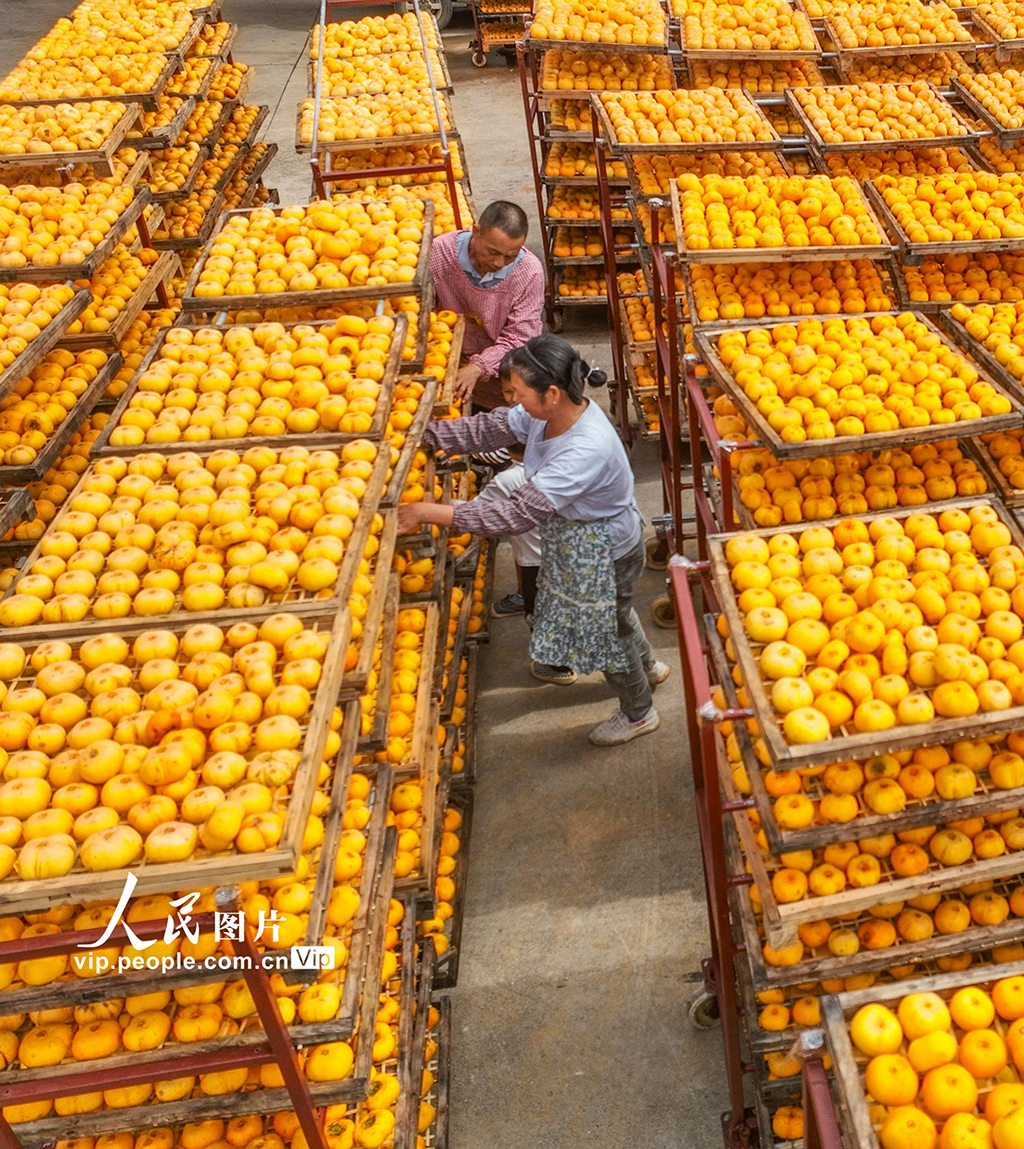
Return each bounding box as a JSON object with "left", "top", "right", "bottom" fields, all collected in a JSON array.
[
  {"left": 588, "top": 707, "right": 661, "bottom": 746},
  {"left": 491, "top": 593, "right": 524, "bottom": 618},
  {"left": 530, "top": 661, "right": 578, "bottom": 685},
  {"left": 646, "top": 660, "right": 671, "bottom": 686}
]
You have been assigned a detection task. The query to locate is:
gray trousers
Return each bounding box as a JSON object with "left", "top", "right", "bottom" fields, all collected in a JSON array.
[{"left": 604, "top": 538, "right": 656, "bottom": 721}]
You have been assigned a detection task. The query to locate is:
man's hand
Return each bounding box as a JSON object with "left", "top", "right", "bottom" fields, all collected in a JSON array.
[
  {"left": 397, "top": 503, "right": 426, "bottom": 534},
  {"left": 455, "top": 361, "right": 484, "bottom": 403}
]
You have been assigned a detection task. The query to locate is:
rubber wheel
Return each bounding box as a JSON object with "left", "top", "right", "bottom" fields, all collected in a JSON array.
[
  {"left": 548, "top": 309, "right": 564, "bottom": 333},
  {"left": 645, "top": 537, "right": 669, "bottom": 571},
  {"left": 689, "top": 989, "right": 720, "bottom": 1030},
  {"left": 651, "top": 595, "right": 675, "bottom": 629},
  {"left": 471, "top": 48, "right": 487, "bottom": 65}
]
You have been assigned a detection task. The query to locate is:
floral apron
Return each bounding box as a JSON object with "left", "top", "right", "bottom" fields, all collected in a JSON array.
[{"left": 529, "top": 516, "right": 630, "bottom": 675}]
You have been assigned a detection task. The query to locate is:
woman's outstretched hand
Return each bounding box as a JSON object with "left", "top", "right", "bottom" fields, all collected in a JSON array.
[{"left": 397, "top": 503, "right": 425, "bottom": 534}]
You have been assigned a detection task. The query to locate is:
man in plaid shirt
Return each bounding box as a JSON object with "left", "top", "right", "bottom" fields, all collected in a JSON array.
[{"left": 430, "top": 200, "right": 545, "bottom": 411}]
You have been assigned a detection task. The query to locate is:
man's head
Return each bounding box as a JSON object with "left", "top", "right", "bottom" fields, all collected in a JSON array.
[{"left": 468, "top": 201, "right": 529, "bottom": 277}]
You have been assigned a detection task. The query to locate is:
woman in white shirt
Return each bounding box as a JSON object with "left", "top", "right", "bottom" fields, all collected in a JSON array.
[{"left": 396, "top": 334, "right": 668, "bottom": 746}]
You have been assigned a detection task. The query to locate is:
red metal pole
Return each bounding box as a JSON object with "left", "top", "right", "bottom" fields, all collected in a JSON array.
[{"left": 803, "top": 1048, "right": 843, "bottom": 1149}]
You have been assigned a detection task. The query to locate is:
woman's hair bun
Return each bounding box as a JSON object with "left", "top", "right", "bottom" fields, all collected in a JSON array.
[{"left": 585, "top": 364, "right": 608, "bottom": 389}]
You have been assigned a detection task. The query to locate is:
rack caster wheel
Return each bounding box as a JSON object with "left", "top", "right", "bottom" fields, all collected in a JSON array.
[
  {"left": 688, "top": 989, "right": 720, "bottom": 1030},
  {"left": 645, "top": 537, "right": 668, "bottom": 570},
  {"left": 471, "top": 49, "right": 487, "bottom": 66},
  {"left": 651, "top": 594, "right": 675, "bottom": 629},
  {"left": 549, "top": 310, "right": 564, "bottom": 333}
]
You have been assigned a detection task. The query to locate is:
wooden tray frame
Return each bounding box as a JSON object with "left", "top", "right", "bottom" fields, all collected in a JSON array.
[
  {"left": 399, "top": 279, "right": 435, "bottom": 376},
  {"left": 593, "top": 90, "right": 785, "bottom": 155},
  {"left": 7, "top": 873, "right": 415, "bottom": 1148},
  {"left": 90, "top": 313, "right": 407, "bottom": 457},
  {"left": 356, "top": 575, "right": 400, "bottom": 753},
  {"left": 0, "top": 696, "right": 382, "bottom": 1014},
  {"left": 827, "top": 8, "right": 980, "bottom": 59},
  {"left": 671, "top": 179, "right": 894, "bottom": 266},
  {"left": 307, "top": 49, "right": 453, "bottom": 98},
  {"left": 784, "top": 83, "right": 980, "bottom": 153},
  {"left": 523, "top": 22, "right": 671, "bottom": 54},
  {"left": 430, "top": 315, "right": 465, "bottom": 417},
  {"left": 179, "top": 99, "right": 234, "bottom": 151},
  {"left": 0, "top": 287, "right": 91, "bottom": 397},
  {"left": 677, "top": 18, "right": 823, "bottom": 61},
  {"left": 393, "top": 704, "right": 446, "bottom": 900},
  {"left": 0, "top": 55, "right": 179, "bottom": 113},
  {"left": 381, "top": 377, "right": 439, "bottom": 508},
  {"left": 971, "top": 5, "right": 1024, "bottom": 59},
  {"left": 0, "top": 104, "right": 142, "bottom": 178},
  {"left": 449, "top": 643, "right": 477, "bottom": 791},
  {"left": 208, "top": 107, "right": 270, "bottom": 193},
  {"left": 822, "top": 958, "right": 1024, "bottom": 1149},
  {"left": 233, "top": 142, "right": 278, "bottom": 205},
  {"left": 341, "top": 522, "right": 399, "bottom": 699},
  {"left": 951, "top": 73, "right": 1024, "bottom": 143},
  {"left": 147, "top": 141, "right": 210, "bottom": 203},
  {"left": 390, "top": 604, "right": 441, "bottom": 781},
  {"left": 189, "top": 21, "right": 237, "bottom": 59},
  {"left": 695, "top": 311, "right": 1024, "bottom": 460},
  {"left": 210, "top": 60, "right": 254, "bottom": 106},
  {"left": 419, "top": 993, "right": 450, "bottom": 1149},
  {"left": 0, "top": 352, "right": 120, "bottom": 486},
  {"left": 58, "top": 252, "right": 177, "bottom": 352},
  {"left": 125, "top": 94, "right": 197, "bottom": 150},
  {"left": 709, "top": 494, "right": 1024, "bottom": 772},
  {"left": 440, "top": 592, "right": 472, "bottom": 723},
  {"left": 150, "top": 186, "right": 225, "bottom": 251},
  {"left": 180, "top": 201, "right": 433, "bottom": 311},
  {"left": 295, "top": 92, "right": 458, "bottom": 155},
  {"left": 465, "top": 538, "right": 494, "bottom": 645},
  {"left": 0, "top": 444, "right": 387, "bottom": 643},
  {"left": 970, "top": 433, "right": 1024, "bottom": 508},
  {"left": 0, "top": 605, "right": 351, "bottom": 916},
  {"left": 164, "top": 54, "right": 219, "bottom": 103},
  {"left": 0, "top": 188, "right": 153, "bottom": 284}
]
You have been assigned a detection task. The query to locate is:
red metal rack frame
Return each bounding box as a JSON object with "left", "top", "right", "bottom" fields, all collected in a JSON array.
[
  {"left": 0, "top": 895, "right": 330, "bottom": 1149},
  {"left": 669, "top": 556, "right": 843, "bottom": 1149}
]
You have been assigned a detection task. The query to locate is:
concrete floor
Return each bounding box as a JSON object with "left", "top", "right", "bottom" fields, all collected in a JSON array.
[{"left": 0, "top": 6, "right": 726, "bottom": 1145}]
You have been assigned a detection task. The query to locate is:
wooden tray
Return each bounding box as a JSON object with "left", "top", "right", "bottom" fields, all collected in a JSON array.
[
  {"left": 418, "top": 993, "right": 450, "bottom": 1148},
  {"left": 0, "top": 55, "right": 180, "bottom": 113},
  {"left": 58, "top": 252, "right": 177, "bottom": 352},
  {"left": 147, "top": 142, "right": 210, "bottom": 203},
  {"left": 970, "top": 433, "right": 1024, "bottom": 508},
  {"left": 394, "top": 705, "right": 446, "bottom": 902},
  {"left": 0, "top": 287, "right": 91, "bottom": 399},
  {"left": 523, "top": 23, "right": 671, "bottom": 53},
  {"left": 233, "top": 141, "right": 278, "bottom": 203},
  {"left": 951, "top": 73, "right": 1024, "bottom": 144},
  {"left": 785, "top": 84, "right": 980, "bottom": 153},
  {"left": 827, "top": 11, "right": 980, "bottom": 58},
  {"left": 90, "top": 314, "right": 406, "bottom": 457},
  {"left": 0, "top": 444, "right": 387, "bottom": 643},
  {"left": 295, "top": 92, "right": 458, "bottom": 154},
  {"left": 189, "top": 22, "right": 237, "bottom": 59},
  {"left": 433, "top": 789, "right": 472, "bottom": 991},
  {"left": 180, "top": 200, "right": 433, "bottom": 311},
  {"left": 307, "top": 50, "right": 453, "bottom": 98},
  {"left": 465, "top": 538, "right": 494, "bottom": 645},
  {"left": 165, "top": 55, "right": 219, "bottom": 103},
  {"left": 5, "top": 875, "right": 415, "bottom": 1148},
  {"left": 150, "top": 187, "right": 224, "bottom": 251},
  {"left": 125, "top": 94, "right": 196, "bottom": 149},
  {"left": 695, "top": 312, "right": 1024, "bottom": 460},
  {"left": 0, "top": 188, "right": 153, "bottom": 284},
  {"left": 182, "top": 99, "right": 234, "bottom": 151},
  {"left": 212, "top": 60, "right": 254, "bottom": 106},
  {"left": 822, "top": 959, "right": 1024, "bottom": 1149},
  {"left": 677, "top": 17, "right": 823, "bottom": 59},
  {"left": 431, "top": 315, "right": 465, "bottom": 417},
  {"left": 709, "top": 494, "right": 1024, "bottom": 772},
  {"left": 440, "top": 593, "right": 472, "bottom": 723},
  {"left": 672, "top": 179, "right": 894, "bottom": 266},
  {"left": 209, "top": 108, "right": 270, "bottom": 192},
  {"left": 356, "top": 575, "right": 401, "bottom": 753},
  {"left": 593, "top": 90, "right": 785, "bottom": 155},
  {"left": 341, "top": 521, "right": 399, "bottom": 699},
  {"left": 381, "top": 377, "right": 439, "bottom": 508},
  {"left": 0, "top": 104, "right": 142, "bottom": 178},
  {"left": 971, "top": 5, "right": 1024, "bottom": 58},
  {"left": 0, "top": 352, "right": 120, "bottom": 486},
  {"left": 399, "top": 280, "right": 435, "bottom": 376},
  {"left": 0, "top": 604, "right": 350, "bottom": 916}
]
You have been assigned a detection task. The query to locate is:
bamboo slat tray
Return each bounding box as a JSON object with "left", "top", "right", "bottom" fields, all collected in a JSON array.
[
  {"left": 0, "top": 445, "right": 387, "bottom": 643},
  {"left": 179, "top": 200, "right": 433, "bottom": 311},
  {"left": 950, "top": 74, "right": 1024, "bottom": 144},
  {"left": 696, "top": 311, "right": 1023, "bottom": 459},
  {"left": 58, "top": 252, "right": 177, "bottom": 352},
  {"left": 124, "top": 95, "right": 197, "bottom": 149},
  {"left": 971, "top": 5, "right": 1024, "bottom": 58},
  {"left": 784, "top": 84, "right": 980, "bottom": 153},
  {"left": 709, "top": 494, "right": 1024, "bottom": 773},
  {"left": 0, "top": 604, "right": 350, "bottom": 916},
  {"left": 0, "top": 189, "right": 153, "bottom": 284},
  {"left": 89, "top": 313, "right": 407, "bottom": 457},
  {"left": 592, "top": 91, "right": 785, "bottom": 154},
  {"left": 294, "top": 92, "right": 459, "bottom": 154},
  {"left": 822, "top": 959, "right": 1024, "bottom": 1149},
  {"left": 0, "top": 104, "right": 142, "bottom": 178},
  {"left": 523, "top": 24, "right": 671, "bottom": 53},
  {"left": 671, "top": 179, "right": 894, "bottom": 265},
  {"left": 0, "top": 696, "right": 385, "bottom": 1014},
  {"left": 381, "top": 376, "right": 439, "bottom": 508},
  {"left": 0, "top": 352, "right": 120, "bottom": 486},
  {"left": 5, "top": 874, "right": 415, "bottom": 1149}
]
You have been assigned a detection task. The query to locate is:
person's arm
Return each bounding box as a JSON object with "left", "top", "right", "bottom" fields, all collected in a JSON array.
[
  {"left": 397, "top": 479, "right": 555, "bottom": 538},
  {"left": 468, "top": 266, "right": 545, "bottom": 382},
  {"left": 423, "top": 406, "right": 520, "bottom": 456}
]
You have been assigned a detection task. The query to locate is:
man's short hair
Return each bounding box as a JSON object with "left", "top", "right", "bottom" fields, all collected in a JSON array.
[{"left": 478, "top": 201, "right": 528, "bottom": 240}]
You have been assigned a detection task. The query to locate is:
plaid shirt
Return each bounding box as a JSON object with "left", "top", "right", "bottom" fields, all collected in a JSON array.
[
  {"left": 425, "top": 409, "right": 556, "bottom": 537},
  {"left": 430, "top": 231, "right": 545, "bottom": 380}
]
